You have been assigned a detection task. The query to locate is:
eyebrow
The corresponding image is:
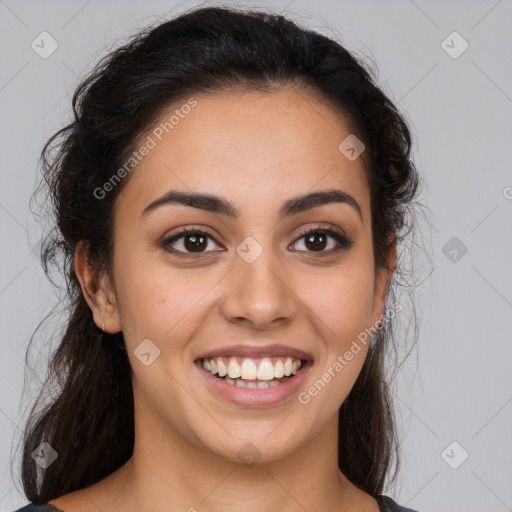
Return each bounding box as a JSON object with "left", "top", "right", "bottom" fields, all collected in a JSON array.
[{"left": 141, "top": 188, "right": 363, "bottom": 224}]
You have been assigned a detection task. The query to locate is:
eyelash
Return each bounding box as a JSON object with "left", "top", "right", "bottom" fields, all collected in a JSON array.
[{"left": 160, "top": 225, "right": 354, "bottom": 259}]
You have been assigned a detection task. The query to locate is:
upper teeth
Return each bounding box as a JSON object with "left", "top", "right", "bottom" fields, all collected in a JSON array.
[{"left": 202, "top": 357, "right": 302, "bottom": 380}]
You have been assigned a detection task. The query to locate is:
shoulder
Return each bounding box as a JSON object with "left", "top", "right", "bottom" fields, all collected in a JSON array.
[
  {"left": 377, "top": 495, "right": 419, "bottom": 512},
  {"left": 13, "top": 505, "right": 62, "bottom": 512}
]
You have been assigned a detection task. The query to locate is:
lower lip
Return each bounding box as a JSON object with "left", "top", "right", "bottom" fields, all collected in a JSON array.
[{"left": 195, "top": 359, "right": 312, "bottom": 407}]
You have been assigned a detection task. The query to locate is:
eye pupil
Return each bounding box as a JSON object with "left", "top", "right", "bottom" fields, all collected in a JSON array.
[
  {"left": 163, "top": 227, "right": 350, "bottom": 259},
  {"left": 305, "top": 233, "right": 327, "bottom": 251},
  {"left": 184, "top": 234, "right": 207, "bottom": 252}
]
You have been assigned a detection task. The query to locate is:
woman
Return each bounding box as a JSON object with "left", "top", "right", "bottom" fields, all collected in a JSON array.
[{"left": 13, "top": 5, "right": 422, "bottom": 511}]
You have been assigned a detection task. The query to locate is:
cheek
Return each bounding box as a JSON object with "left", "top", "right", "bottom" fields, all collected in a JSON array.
[
  {"left": 300, "top": 265, "right": 376, "bottom": 342},
  {"left": 111, "top": 249, "right": 176, "bottom": 340},
  {"left": 299, "top": 287, "right": 373, "bottom": 414},
  {"left": 295, "top": 263, "right": 375, "bottom": 405},
  {"left": 112, "top": 251, "right": 216, "bottom": 349}
]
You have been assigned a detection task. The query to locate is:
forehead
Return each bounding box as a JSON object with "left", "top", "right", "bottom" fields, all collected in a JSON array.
[{"left": 114, "top": 88, "right": 370, "bottom": 221}]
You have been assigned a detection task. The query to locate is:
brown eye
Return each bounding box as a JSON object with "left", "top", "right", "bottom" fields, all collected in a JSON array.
[
  {"left": 181, "top": 233, "right": 208, "bottom": 252},
  {"left": 303, "top": 232, "right": 329, "bottom": 251},
  {"left": 161, "top": 228, "right": 223, "bottom": 258},
  {"left": 290, "top": 227, "right": 353, "bottom": 256}
]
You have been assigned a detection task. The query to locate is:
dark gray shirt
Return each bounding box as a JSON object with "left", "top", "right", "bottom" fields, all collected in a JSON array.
[{"left": 14, "top": 495, "right": 418, "bottom": 511}]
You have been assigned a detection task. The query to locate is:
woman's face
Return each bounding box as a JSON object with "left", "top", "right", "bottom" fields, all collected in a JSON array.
[{"left": 100, "top": 87, "right": 392, "bottom": 463}]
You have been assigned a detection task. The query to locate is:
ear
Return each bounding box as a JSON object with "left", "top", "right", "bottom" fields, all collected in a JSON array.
[
  {"left": 74, "top": 241, "right": 122, "bottom": 334},
  {"left": 370, "top": 233, "right": 397, "bottom": 328}
]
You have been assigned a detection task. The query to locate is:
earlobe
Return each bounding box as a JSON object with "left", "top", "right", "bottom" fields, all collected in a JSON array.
[{"left": 74, "top": 241, "right": 122, "bottom": 333}]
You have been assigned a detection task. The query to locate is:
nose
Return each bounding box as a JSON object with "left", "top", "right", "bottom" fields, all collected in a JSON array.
[{"left": 219, "top": 251, "right": 297, "bottom": 330}]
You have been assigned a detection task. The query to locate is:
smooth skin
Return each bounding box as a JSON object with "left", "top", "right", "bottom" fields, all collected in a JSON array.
[{"left": 49, "top": 86, "right": 396, "bottom": 512}]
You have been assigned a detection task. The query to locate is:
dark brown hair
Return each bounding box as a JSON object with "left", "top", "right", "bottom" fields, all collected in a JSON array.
[{"left": 13, "top": 5, "right": 422, "bottom": 504}]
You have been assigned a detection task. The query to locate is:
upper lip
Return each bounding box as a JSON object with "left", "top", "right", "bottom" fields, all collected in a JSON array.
[{"left": 196, "top": 344, "right": 314, "bottom": 361}]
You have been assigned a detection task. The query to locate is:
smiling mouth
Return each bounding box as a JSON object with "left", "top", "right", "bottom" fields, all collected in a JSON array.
[{"left": 199, "top": 356, "right": 305, "bottom": 389}]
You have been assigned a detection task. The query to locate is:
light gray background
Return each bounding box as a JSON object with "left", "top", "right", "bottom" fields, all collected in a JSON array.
[{"left": 1, "top": 1, "right": 511, "bottom": 511}]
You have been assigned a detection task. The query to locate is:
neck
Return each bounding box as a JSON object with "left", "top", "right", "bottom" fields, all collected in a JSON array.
[{"left": 94, "top": 406, "right": 378, "bottom": 512}]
